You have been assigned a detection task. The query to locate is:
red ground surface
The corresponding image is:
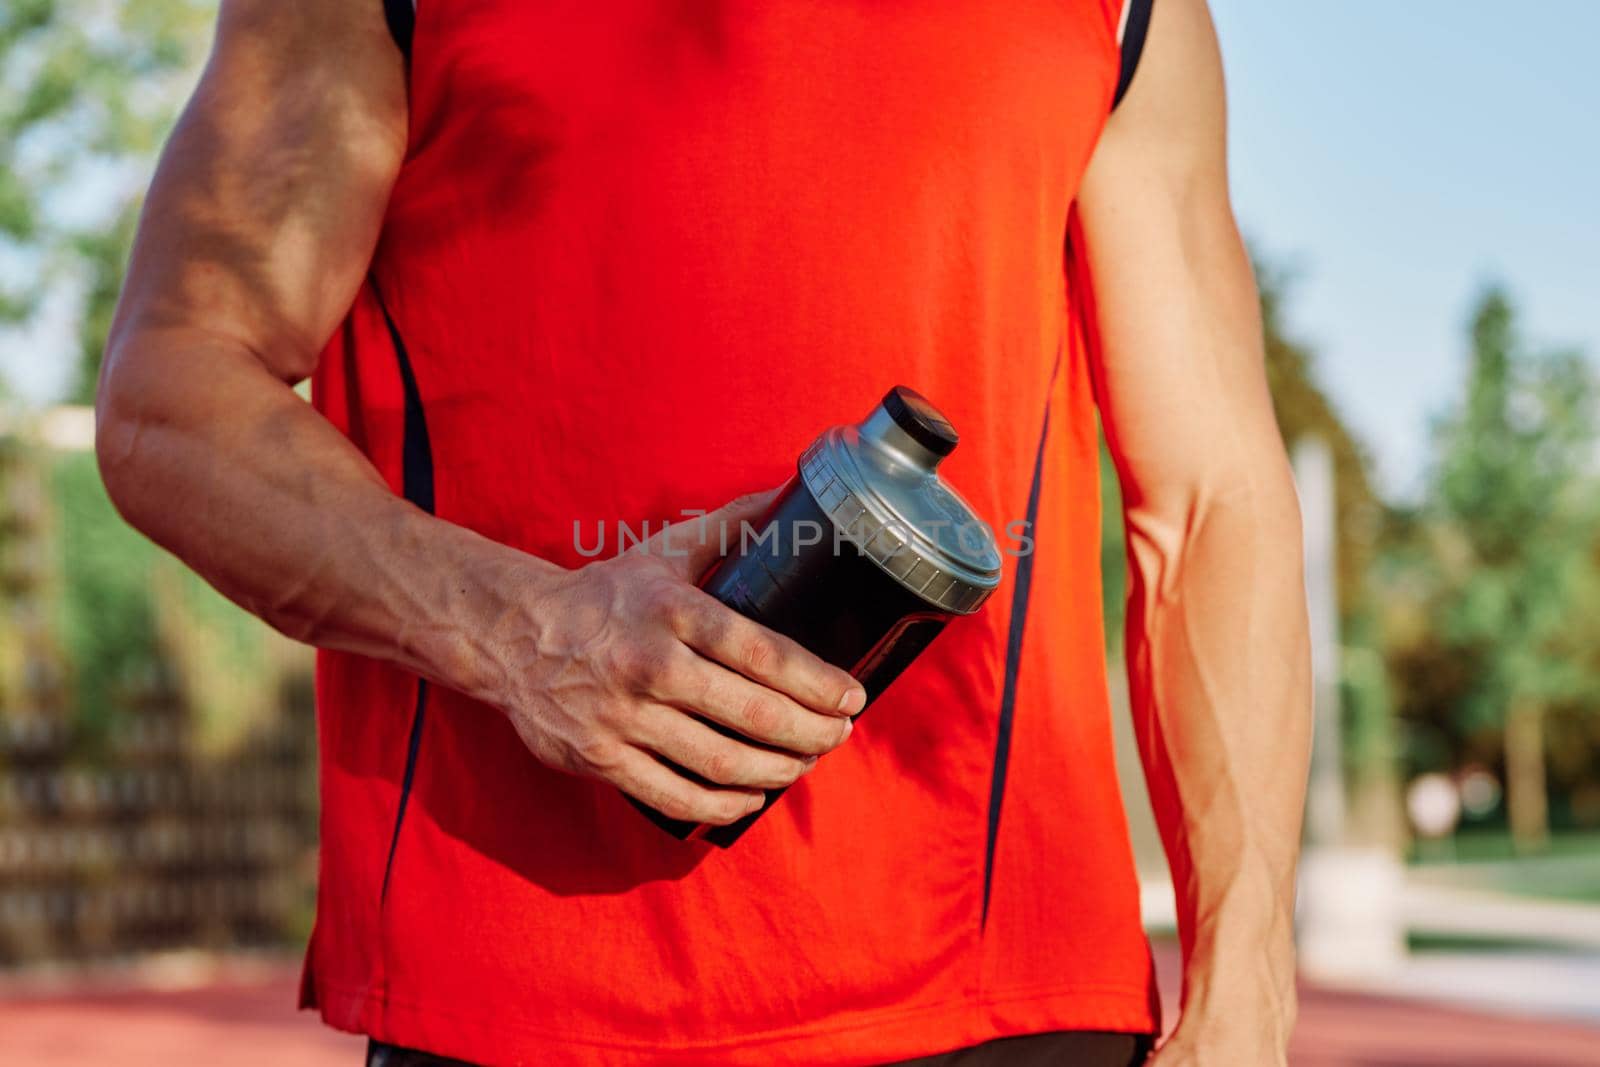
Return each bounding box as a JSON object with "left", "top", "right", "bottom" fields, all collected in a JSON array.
[{"left": 1, "top": 944, "right": 1595, "bottom": 1066}]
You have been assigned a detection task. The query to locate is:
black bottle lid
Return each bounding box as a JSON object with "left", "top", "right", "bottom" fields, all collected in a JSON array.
[{"left": 882, "top": 386, "right": 958, "bottom": 458}]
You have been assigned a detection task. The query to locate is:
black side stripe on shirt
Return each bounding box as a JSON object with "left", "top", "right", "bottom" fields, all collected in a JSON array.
[
  {"left": 1112, "top": 0, "right": 1155, "bottom": 111},
  {"left": 371, "top": 278, "right": 434, "bottom": 904},
  {"left": 382, "top": 0, "right": 415, "bottom": 64},
  {"left": 981, "top": 348, "right": 1062, "bottom": 931}
]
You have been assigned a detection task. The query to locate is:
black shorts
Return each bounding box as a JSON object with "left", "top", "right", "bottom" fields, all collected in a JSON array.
[{"left": 367, "top": 1030, "right": 1154, "bottom": 1066}]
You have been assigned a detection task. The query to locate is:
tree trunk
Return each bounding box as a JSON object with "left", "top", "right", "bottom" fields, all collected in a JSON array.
[{"left": 1505, "top": 699, "right": 1549, "bottom": 854}]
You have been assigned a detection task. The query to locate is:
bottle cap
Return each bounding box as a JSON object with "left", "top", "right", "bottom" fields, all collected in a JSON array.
[{"left": 798, "top": 386, "right": 1002, "bottom": 615}]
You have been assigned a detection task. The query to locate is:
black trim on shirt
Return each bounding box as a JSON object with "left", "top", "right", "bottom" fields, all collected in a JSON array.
[
  {"left": 980, "top": 347, "right": 1062, "bottom": 931},
  {"left": 373, "top": 285, "right": 434, "bottom": 516},
  {"left": 382, "top": 0, "right": 415, "bottom": 64},
  {"left": 1113, "top": 0, "right": 1155, "bottom": 111},
  {"left": 370, "top": 277, "right": 434, "bottom": 905}
]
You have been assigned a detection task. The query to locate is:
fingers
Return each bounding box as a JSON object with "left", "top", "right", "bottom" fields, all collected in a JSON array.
[
  {"left": 632, "top": 703, "right": 820, "bottom": 790},
  {"left": 645, "top": 645, "right": 855, "bottom": 756},
  {"left": 671, "top": 590, "right": 866, "bottom": 716},
  {"left": 648, "top": 487, "right": 783, "bottom": 579},
  {"left": 609, "top": 743, "right": 767, "bottom": 827}
]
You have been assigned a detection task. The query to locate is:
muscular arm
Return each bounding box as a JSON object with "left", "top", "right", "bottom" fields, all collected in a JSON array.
[
  {"left": 98, "top": 0, "right": 467, "bottom": 678},
  {"left": 98, "top": 0, "right": 860, "bottom": 828},
  {"left": 1076, "top": 0, "right": 1311, "bottom": 1059}
]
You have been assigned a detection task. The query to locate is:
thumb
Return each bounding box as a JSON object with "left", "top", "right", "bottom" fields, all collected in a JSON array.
[{"left": 649, "top": 486, "right": 783, "bottom": 580}]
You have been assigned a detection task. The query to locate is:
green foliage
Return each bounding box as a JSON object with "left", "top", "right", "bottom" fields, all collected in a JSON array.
[
  {"left": 0, "top": 0, "right": 212, "bottom": 400},
  {"left": 1379, "top": 287, "right": 1600, "bottom": 835},
  {"left": 1099, "top": 438, "right": 1125, "bottom": 649},
  {"left": 1402, "top": 289, "right": 1599, "bottom": 719},
  {"left": 49, "top": 449, "right": 163, "bottom": 740},
  {"left": 49, "top": 447, "right": 287, "bottom": 751},
  {"left": 1436, "top": 292, "right": 1596, "bottom": 574}
]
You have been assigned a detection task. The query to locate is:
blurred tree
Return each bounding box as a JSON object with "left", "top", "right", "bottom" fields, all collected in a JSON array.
[
  {"left": 50, "top": 448, "right": 163, "bottom": 741},
  {"left": 1404, "top": 287, "right": 1600, "bottom": 852},
  {"left": 0, "top": 0, "right": 212, "bottom": 401}
]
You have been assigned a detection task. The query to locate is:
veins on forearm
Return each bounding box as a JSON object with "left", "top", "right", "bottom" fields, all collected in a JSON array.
[{"left": 1125, "top": 479, "right": 1309, "bottom": 973}]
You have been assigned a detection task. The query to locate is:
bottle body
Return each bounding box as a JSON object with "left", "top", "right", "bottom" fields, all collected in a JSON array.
[{"left": 624, "top": 386, "right": 1001, "bottom": 847}]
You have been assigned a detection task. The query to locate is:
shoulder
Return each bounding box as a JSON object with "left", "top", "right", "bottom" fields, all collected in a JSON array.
[{"left": 1088, "top": 0, "right": 1227, "bottom": 180}]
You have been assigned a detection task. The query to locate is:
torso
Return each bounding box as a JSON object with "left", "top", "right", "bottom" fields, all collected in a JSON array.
[{"left": 306, "top": 3, "right": 1159, "bottom": 1062}]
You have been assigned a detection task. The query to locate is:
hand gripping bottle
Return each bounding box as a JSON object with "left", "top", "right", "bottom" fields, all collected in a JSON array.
[{"left": 632, "top": 386, "right": 1003, "bottom": 846}]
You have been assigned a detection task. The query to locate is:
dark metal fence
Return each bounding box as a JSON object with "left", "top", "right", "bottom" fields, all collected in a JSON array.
[{"left": 0, "top": 682, "right": 318, "bottom": 969}]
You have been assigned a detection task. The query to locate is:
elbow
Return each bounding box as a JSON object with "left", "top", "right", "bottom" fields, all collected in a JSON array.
[
  {"left": 1199, "top": 465, "right": 1306, "bottom": 560},
  {"left": 1213, "top": 461, "right": 1305, "bottom": 553},
  {"left": 1135, "top": 456, "right": 1300, "bottom": 525},
  {"left": 93, "top": 342, "right": 157, "bottom": 535},
  {"left": 1126, "top": 461, "right": 1304, "bottom": 585}
]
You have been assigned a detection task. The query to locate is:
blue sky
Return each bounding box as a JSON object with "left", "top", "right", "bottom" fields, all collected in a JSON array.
[
  {"left": 5, "top": 2, "right": 1596, "bottom": 499},
  {"left": 1211, "top": 0, "right": 1600, "bottom": 496}
]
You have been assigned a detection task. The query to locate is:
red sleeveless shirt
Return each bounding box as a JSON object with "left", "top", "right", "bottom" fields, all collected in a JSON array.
[{"left": 305, "top": 2, "right": 1160, "bottom": 1062}]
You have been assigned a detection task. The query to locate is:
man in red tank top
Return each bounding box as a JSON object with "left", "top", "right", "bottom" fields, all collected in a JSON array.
[{"left": 99, "top": 0, "right": 1310, "bottom": 1064}]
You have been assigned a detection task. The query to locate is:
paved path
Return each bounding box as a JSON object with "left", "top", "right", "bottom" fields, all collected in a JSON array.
[
  {"left": 0, "top": 970, "right": 361, "bottom": 1066},
  {"left": 2, "top": 945, "right": 1597, "bottom": 1065}
]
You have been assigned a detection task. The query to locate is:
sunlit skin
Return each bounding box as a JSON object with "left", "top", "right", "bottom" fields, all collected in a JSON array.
[{"left": 96, "top": 0, "right": 1309, "bottom": 1062}]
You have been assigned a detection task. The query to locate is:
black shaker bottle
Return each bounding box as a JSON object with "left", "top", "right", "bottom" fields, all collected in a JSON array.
[{"left": 629, "top": 386, "right": 1003, "bottom": 847}]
